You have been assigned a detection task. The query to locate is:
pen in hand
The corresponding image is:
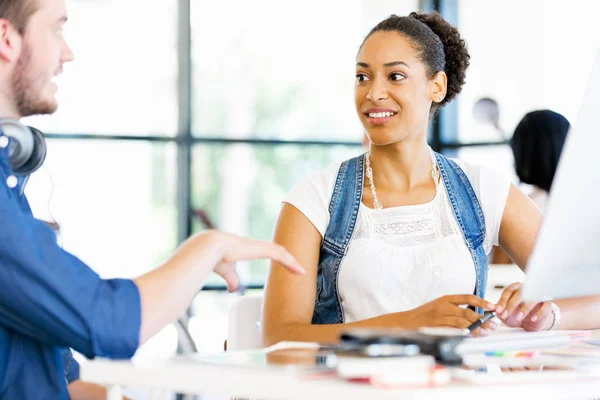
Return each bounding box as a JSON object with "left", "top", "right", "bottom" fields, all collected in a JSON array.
[{"left": 464, "top": 311, "right": 497, "bottom": 335}]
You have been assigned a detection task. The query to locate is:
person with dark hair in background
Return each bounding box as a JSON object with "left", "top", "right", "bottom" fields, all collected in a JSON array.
[
  {"left": 0, "top": 0, "right": 305, "bottom": 398},
  {"left": 512, "top": 109, "right": 570, "bottom": 209},
  {"left": 491, "top": 109, "right": 570, "bottom": 264},
  {"left": 262, "top": 11, "right": 600, "bottom": 346}
]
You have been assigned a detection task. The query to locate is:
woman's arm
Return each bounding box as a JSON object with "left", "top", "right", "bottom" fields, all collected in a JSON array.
[
  {"left": 261, "top": 204, "right": 494, "bottom": 346},
  {"left": 497, "top": 185, "right": 543, "bottom": 269},
  {"left": 261, "top": 203, "right": 388, "bottom": 346},
  {"left": 497, "top": 185, "right": 600, "bottom": 330}
]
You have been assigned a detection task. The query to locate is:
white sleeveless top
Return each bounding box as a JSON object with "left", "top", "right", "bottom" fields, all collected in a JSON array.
[{"left": 284, "top": 160, "right": 511, "bottom": 323}]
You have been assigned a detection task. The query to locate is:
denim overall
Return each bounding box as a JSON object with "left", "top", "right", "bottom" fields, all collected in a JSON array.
[{"left": 312, "top": 152, "right": 488, "bottom": 324}]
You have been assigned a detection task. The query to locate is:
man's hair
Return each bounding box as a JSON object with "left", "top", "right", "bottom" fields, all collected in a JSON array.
[{"left": 0, "top": 0, "right": 38, "bottom": 35}]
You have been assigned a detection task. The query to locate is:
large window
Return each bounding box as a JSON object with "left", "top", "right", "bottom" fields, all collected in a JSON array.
[{"left": 23, "top": 0, "right": 420, "bottom": 279}]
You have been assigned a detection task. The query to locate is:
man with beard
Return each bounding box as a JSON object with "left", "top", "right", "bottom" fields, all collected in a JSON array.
[{"left": 0, "top": 0, "right": 305, "bottom": 398}]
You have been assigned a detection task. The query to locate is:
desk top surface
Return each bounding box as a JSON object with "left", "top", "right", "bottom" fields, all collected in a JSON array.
[{"left": 81, "top": 329, "right": 600, "bottom": 399}]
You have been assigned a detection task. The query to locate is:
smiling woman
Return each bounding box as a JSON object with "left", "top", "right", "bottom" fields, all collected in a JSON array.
[
  {"left": 354, "top": 13, "right": 469, "bottom": 147},
  {"left": 260, "top": 10, "right": 564, "bottom": 347}
]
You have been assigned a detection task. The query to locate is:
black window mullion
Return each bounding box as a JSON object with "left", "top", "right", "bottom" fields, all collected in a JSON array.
[{"left": 176, "top": 0, "right": 193, "bottom": 245}]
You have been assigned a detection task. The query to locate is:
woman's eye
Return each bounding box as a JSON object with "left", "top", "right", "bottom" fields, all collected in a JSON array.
[
  {"left": 356, "top": 73, "right": 370, "bottom": 83},
  {"left": 390, "top": 73, "right": 406, "bottom": 81}
]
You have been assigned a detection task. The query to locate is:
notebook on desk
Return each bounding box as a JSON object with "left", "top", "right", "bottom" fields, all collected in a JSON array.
[{"left": 456, "top": 326, "right": 591, "bottom": 355}]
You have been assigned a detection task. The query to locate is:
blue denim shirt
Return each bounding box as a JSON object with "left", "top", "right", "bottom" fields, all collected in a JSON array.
[
  {"left": 0, "top": 133, "right": 142, "bottom": 399},
  {"left": 312, "top": 152, "right": 488, "bottom": 324}
]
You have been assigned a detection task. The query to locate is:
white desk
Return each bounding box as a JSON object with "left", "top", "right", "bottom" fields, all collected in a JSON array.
[{"left": 83, "top": 331, "right": 600, "bottom": 400}]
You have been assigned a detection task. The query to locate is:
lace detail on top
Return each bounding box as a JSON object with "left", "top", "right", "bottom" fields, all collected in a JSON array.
[
  {"left": 351, "top": 184, "right": 462, "bottom": 247},
  {"left": 374, "top": 219, "right": 434, "bottom": 236}
]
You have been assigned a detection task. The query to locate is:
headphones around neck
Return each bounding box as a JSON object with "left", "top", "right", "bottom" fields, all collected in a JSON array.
[{"left": 0, "top": 118, "right": 47, "bottom": 176}]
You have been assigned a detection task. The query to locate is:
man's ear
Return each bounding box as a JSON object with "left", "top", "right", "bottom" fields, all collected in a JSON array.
[
  {"left": 0, "top": 19, "right": 22, "bottom": 63},
  {"left": 430, "top": 71, "right": 447, "bottom": 104}
]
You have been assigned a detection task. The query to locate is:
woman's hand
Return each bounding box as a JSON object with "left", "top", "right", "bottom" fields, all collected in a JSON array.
[
  {"left": 496, "top": 282, "right": 554, "bottom": 331},
  {"left": 401, "top": 295, "right": 497, "bottom": 336}
]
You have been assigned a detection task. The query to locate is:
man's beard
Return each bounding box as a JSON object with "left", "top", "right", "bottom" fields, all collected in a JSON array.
[{"left": 11, "top": 44, "right": 57, "bottom": 117}]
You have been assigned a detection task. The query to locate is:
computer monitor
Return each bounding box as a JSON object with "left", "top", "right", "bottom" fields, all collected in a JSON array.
[{"left": 521, "top": 48, "right": 600, "bottom": 301}]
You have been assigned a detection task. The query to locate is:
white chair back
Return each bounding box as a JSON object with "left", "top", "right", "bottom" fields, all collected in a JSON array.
[{"left": 227, "top": 295, "right": 264, "bottom": 351}]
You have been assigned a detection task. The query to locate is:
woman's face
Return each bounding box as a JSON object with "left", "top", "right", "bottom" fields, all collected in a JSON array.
[{"left": 355, "top": 31, "right": 445, "bottom": 146}]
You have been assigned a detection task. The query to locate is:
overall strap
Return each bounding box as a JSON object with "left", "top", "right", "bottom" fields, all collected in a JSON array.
[
  {"left": 322, "top": 154, "right": 365, "bottom": 255},
  {"left": 312, "top": 154, "right": 364, "bottom": 324},
  {"left": 435, "top": 153, "right": 486, "bottom": 249},
  {"left": 435, "top": 153, "right": 488, "bottom": 313}
]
